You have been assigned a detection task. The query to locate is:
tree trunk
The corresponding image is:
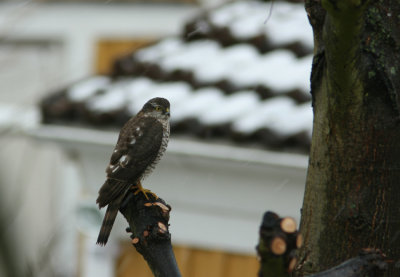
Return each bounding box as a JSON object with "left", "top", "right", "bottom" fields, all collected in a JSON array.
[{"left": 298, "top": 0, "right": 400, "bottom": 276}]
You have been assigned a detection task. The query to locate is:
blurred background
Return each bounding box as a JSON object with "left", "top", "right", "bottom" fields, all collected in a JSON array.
[{"left": 0, "top": 0, "right": 312, "bottom": 276}]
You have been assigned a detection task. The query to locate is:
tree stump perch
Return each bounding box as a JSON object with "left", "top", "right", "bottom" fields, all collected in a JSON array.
[{"left": 119, "top": 189, "right": 181, "bottom": 277}]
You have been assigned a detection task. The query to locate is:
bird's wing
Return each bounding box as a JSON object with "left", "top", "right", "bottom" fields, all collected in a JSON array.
[{"left": 107, "top": 116, "right": 164, "bottom": 180}]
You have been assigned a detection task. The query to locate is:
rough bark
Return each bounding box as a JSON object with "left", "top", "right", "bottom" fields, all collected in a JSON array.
[
  {"left": 308, "top": 249, "right": 387, "bottom": 277},
  {"left": 120, "top": 191, "right": 181, "bottom": 277},
  {"left": 298, "top": 0, "right": 400, "bottom": 276}
]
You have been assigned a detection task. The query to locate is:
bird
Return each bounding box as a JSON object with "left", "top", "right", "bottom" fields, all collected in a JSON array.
[{"left": 96, "top": 97, "right": 170, "bottom": 246}]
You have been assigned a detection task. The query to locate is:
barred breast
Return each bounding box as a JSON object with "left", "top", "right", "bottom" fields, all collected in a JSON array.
[{"left": 141, "top": 118, "right": 170, "bottom": 180}]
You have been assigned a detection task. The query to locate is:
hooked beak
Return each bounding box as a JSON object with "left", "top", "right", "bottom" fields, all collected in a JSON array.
[{"left": 165, "top": 108, "right": 170, "bottom": 117}]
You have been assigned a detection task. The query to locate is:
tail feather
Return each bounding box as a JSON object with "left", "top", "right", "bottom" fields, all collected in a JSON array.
[
  {"left": 96, "top": 193, "right": 125, "bottom": 246},
  {"left": 97, "top": 179, "right": 130, "bottom": 208}
]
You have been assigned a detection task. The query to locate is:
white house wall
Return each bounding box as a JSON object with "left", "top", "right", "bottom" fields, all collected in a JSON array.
[
  {"left": 30, "top": 125, "right": 308, "bottom": 254},
  {"left": 0, "top": 2, "right": 199, "bottom": 83}
]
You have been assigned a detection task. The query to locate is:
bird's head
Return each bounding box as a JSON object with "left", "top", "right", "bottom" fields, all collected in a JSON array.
[{"left": 141, "top": 97, "right": 170, "bottom": 120}]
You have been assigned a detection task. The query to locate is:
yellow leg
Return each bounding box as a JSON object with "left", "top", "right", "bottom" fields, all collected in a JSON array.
[{"left": 131, "top": 181, "right": 158, "bottom": 200}]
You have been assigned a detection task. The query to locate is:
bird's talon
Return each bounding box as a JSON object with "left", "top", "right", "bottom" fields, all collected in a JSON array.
[{"left": 131, "top": 183, "right": 158, "bottom": 200}]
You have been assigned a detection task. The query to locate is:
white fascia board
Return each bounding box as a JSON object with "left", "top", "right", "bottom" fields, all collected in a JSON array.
[{"left": 28, "top": 125, "right": 308, "bottom": 169}]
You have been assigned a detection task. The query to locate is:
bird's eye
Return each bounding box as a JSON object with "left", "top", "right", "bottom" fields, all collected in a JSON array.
[{"left": 155, "top": 106, "right": 161, "bottom": 111}]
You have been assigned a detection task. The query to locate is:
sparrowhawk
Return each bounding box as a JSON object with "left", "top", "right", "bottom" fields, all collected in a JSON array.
[{"left": 96, "top": 97, "right": 170, "bottom": 246}]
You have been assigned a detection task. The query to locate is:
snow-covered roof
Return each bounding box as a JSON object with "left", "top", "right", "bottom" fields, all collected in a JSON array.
[
  {"left": 205, "top": 1, "right": 312, "bottom": 47},
  {"left": 40, "top": 0, "right": 314, "bottom": 152}
]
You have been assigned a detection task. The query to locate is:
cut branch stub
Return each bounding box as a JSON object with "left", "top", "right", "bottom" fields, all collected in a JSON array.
[
  {"left": 119, "top": 190, "right": 181, "bottom": 277},
  {"left": 296, "top": 233, "right": 303, "bottom": 249},
  {"left": 257, "top": 211, "right": 301, "bottom": 277},
  {"left": 270, "top": 236, "right": 287, "bottom": 255},
  {"left": 132, "top": 237, "right": 140, "bottom": 244},
  {"left": 280, "top": 217, "right": 297, "bottom": 233},
  {"left": 122, "top": 193, "right": 171, "bottom": 247}
]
